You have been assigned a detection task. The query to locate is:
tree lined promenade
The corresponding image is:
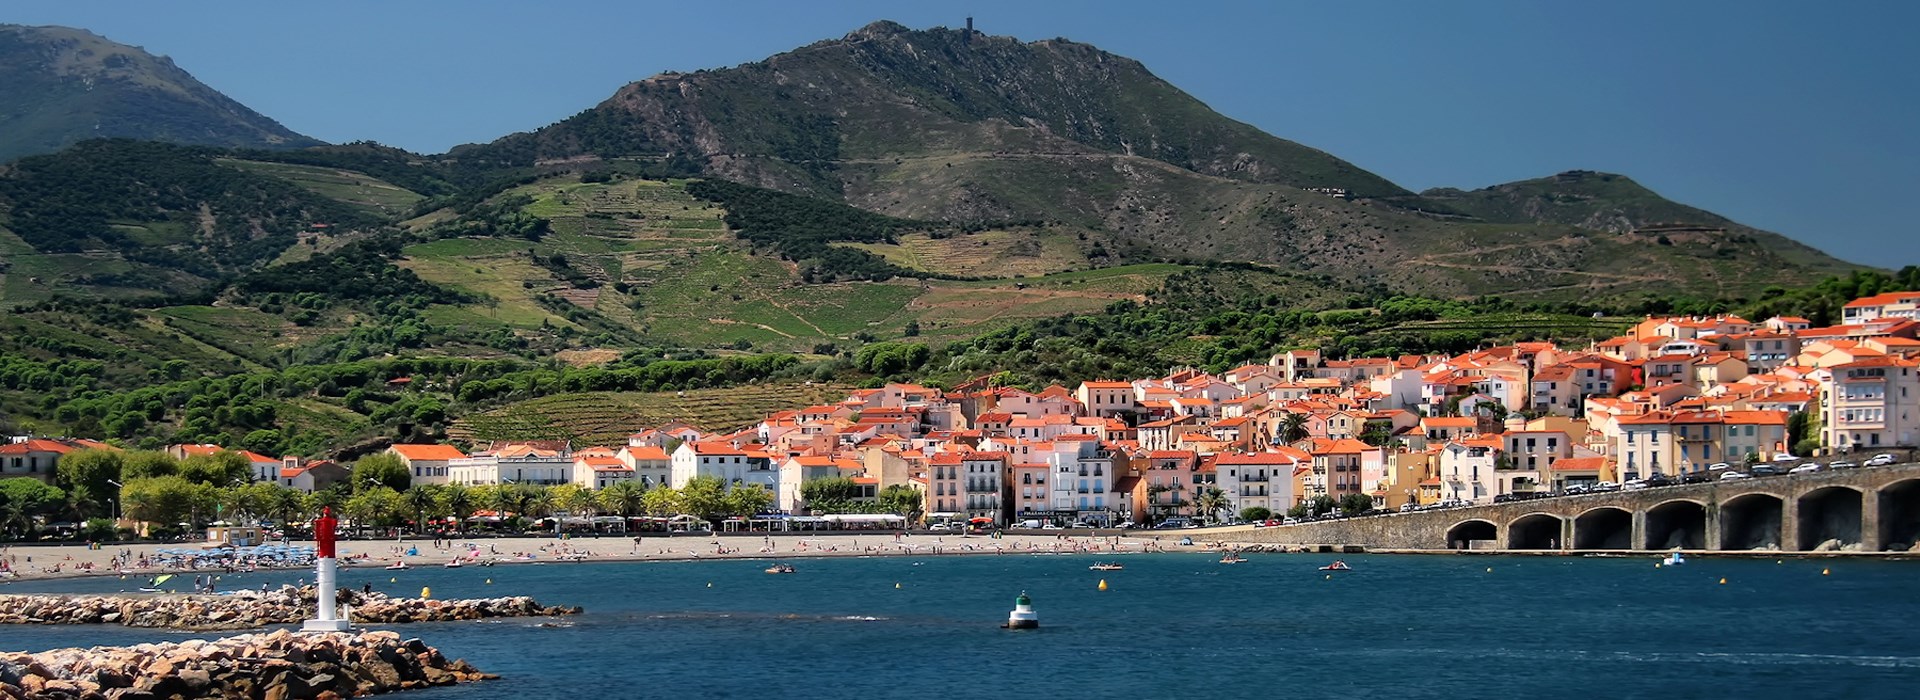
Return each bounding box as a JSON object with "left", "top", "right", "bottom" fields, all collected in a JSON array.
[{"left": 3, "top": 449, "right": 787, "bottom": 544}]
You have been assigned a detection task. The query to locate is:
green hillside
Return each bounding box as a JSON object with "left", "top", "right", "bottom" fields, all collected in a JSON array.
[
  {"left": 399, "top": 174, "right": 1204, "bottom": 351},
  {"left": 0, "top": 140, "right": 385, "bottom": 302},
  {"left": 1421, "top": 171, "right": 1859, "bottom": 272},
  {"left": 452, "top": 382, "right": 860, "bottom": 445}
]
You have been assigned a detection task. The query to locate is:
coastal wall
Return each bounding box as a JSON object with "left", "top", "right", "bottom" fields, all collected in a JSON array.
[
  {"left": 1209, "top": 462, "right": 1920, "bottom": 553},
  {"left": 0, "top": 629, "right": 491, "bottom": 700},
  {"left": 0, "top": 588, "right": 579, "bottom": 631}
]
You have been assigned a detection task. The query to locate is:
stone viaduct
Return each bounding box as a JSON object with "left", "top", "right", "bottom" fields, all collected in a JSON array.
[{"left": 1221, "top": 462, "right": 1920, "bottom": 553}]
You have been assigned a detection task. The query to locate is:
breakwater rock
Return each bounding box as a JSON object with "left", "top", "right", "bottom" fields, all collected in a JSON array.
[
  {"left": 0, "top": 589, "right": 581, "bottom": 631},
  {"left": 0, "top": 628, "right": 492, "bottom": 699}
]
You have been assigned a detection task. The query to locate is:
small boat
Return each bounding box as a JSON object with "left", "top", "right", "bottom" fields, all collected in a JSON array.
[
  {"left": 385, "top": 562, "right": 409, "bottom": 571},
  {"left": 444, "top": 559, "right": 463, "bottom": 569},
  {"left": 1318, "top": 560, "right": 1352, "bottom": 572},
  {"left": 1089, "top": 562, "right": 1125, "bottom": 571},
  {"left": 1661, "top": 552, "right": 1686, "bottom": 566},
  {"left": 1219, "top": 553, "right": 1247, "bottom": 564},
  {"left": 764, "top": 563, "right": 796, "bottom": 574},
  {"left": 138, "top": 574, "right": 175, "bottom": 592}
]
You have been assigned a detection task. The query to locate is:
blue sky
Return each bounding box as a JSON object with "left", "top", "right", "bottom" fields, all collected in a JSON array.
[{"left": 8, "top": 0, "right": 1916, "bottom": 266}]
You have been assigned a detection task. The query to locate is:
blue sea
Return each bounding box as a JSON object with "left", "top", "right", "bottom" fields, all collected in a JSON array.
[{"left": 4, "top": 552, "right": 1918, "bottom": 699}]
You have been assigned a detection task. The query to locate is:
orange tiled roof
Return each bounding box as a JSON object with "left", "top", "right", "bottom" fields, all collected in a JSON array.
[{"left": 390, "top": 444, "right": 467, "bottom": 461}]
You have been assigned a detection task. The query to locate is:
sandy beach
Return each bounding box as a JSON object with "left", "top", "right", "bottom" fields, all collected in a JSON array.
[{"left": 0, "top": 532, "right": 1175, "bottom": 584}]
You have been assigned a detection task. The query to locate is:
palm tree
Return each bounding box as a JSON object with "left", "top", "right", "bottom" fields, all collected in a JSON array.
[
  {"left": 0, "top": 502, "right": 32, "bottom": 540},
  {"left": 1192, "top": 487, "right": 1231, "bottom": 525},
  {"left": 1278, "top": 412, "right": 1310, "bottom": 444},
  {"left": 440, "top": 484, "right": 475, "bottom": 533},
  {"left": 63, "top": 490, "right": 100, "bottom": 523},
  {"left": 272, "top": 488, "right": 306, "bottom": 530},
  {"left": 598, "top": 482, "right": 644, "bottom": 517},
  {"left": 528, "top": 488, "right": 558, "bottom": 523},
  {"left": 506, "top": 487, "right": 538, "bottom": 533},
  {"left": 403, "top": 485, "right": 439, "bottom": 536},
  {"left": 491, "top": 486, "right": 518, "bottom": 521}
]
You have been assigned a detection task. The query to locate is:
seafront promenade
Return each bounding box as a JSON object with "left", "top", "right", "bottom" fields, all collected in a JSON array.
[{"left": 0, "top": 532, "right": 1147, "bottom": 583}]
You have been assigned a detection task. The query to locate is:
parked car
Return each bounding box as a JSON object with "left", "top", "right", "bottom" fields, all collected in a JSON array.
[
  {"left": 1040, "top": 522, "right": 1064, "bottom": 530},
  {"left": 929, "top": 522, "right": 959, "bottom": 532},
  {"left": 1592, "top": 481, "right": 1622, "bottom": 492},
  {"left": 1865, "top": 454, "right": 1898, "bottom": 467},
  {"left": 1622, "top": 479, "right": 1649, "bottom": 491},
  {"left": 1749, "top": 464, "right": 1782, "bottom": 477},
  {"left": 1399, "top": 503, "right": 1417, "bottom": 513},
  {"left": 1707, "top": 462, "right": 1732, "bottom": 472},
  {"left": 1788, "top": 463, "right": 1823, "bottom": 475},
  {"left": 1680, "top": 471, "right": 1711, "bottom": 484},
  {"left": 1720, "top": 471, "right": 1751, "bottom": 480},
  {"left": 1645, "top": 474, "right": 1675, "bottom": 487},
  {"left": 1828, "top": 461, "right": 1859, "bottom": 470}
]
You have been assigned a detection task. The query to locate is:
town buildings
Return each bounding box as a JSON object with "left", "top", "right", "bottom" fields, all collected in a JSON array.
[{"left": 9, "top": 294, "right": 1919, "bottom": 523}]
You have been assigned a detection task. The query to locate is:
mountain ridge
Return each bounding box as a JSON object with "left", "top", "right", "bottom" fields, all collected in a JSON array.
[
  {"left": 0, "top": 20, "right": 1869, "bottom": 313},
  {"left": 440, "top": 20, "right": 1858, "bottom": 297},
  {"left": 0, "top": 24, "right": 322, "bottom": 163}
]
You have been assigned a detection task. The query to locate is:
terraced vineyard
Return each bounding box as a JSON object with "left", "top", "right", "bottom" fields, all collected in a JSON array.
[
  {"left": 839, "top": 227, "right": 1091, "bottom": 277},
  {"left": 1381, "top": 313, "right": 1636, "bottom": 337},
  {"left": 396, "top": 175, "right": 1199, "bottom": 352},
  {"left": 221, "top": 159, "right": 425, "bottom": 216},
  {"left": 151, "top": 305, "right": 320, "bottom": 364},
  {"left": 450, "top": 382, "right": 857, "bottom": 447}
]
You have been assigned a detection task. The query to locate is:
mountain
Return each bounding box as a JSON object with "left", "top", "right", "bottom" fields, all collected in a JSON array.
[
  {"left": 451, "top": 21, "right": 1859, "bottom": 299},
  {"left": 1420, "top": 170, "right": 1847, "bottom": 268},
  {"left": 453, "top": 20, "right": 1405, "bottom": 199},
  {"left": 0, "top": 25, "right": 321, "bottom": 163}
]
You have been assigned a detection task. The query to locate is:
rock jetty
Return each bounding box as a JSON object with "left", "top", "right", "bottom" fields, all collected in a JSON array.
[
  {"left": 0, "top": 628, "right": 492, "bottom": 699},
  {"left": 0, "top": 588, "right": 581, "bottom": 631}
]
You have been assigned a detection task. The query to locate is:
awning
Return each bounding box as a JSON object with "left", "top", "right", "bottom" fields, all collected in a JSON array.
[{"left": 822, "top": 514, "right": 906, "bottom": 524}]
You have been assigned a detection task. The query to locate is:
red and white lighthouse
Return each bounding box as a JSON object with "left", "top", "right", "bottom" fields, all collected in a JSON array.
[{"left": 302, "top": 506, "right": 351, "bottom": 632}]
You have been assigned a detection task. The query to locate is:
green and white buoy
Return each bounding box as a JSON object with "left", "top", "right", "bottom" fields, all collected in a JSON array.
[{"left": 1004, "top": 591, "right": 1038, "bottom": 629}]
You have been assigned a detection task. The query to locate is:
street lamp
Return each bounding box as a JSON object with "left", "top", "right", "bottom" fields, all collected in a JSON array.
[{"left": 105, "top": 479, "right": 123, "bottom": 522}]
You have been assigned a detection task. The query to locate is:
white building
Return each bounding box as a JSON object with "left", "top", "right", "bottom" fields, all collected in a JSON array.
[
  {"left": 386, "top": 444, "right": 465, "bottom": 486},
  {"left": 1438, "top": 437, "right": 1502, "bottom": 504},
  {"left": 671, "top": 442, "right": 778, "bottom": 492},
  {"left": 1214, "top": 449, "right": 1305, "bottom": 516},
  {"left": 448, "top": 444, "right": 574, "bottom": 486}
]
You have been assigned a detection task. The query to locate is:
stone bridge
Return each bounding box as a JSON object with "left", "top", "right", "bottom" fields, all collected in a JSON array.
[{"left": 1220, "top": 462, "right": 1920, "bottom": 552}]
